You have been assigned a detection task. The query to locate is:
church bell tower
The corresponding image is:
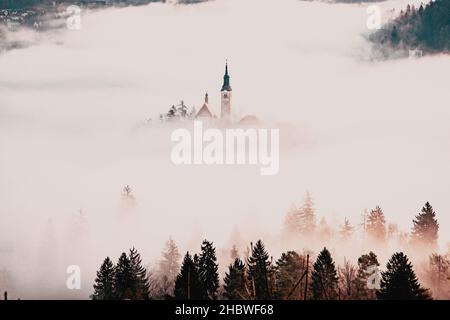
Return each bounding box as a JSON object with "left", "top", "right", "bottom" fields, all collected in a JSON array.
[{"left": 220, "top": 61, "right": 232, "bottom": 119}]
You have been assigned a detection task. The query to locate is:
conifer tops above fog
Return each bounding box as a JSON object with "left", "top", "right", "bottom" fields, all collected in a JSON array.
[{"left": 370, "top": 0, "right": 450, "bottom": 56}]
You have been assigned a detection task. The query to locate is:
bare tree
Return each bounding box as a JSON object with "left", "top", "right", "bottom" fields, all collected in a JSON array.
[
  {"left": 338, "top": 258, "right": 357, "bottom": 299},
  {"left": 425, "top": 253, "right": 450, "bottom": 299}
]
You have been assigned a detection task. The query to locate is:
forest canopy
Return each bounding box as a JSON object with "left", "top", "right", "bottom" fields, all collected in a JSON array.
[{"left": 370, "top": 0, "right": 450, "bottom": 55}]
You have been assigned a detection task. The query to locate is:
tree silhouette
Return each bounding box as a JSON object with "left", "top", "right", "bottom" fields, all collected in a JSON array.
[
  {"left": 354, "top": 251, "right": 379, "bottom": 300},
  {"left": 377, "top": 252, "right": 430, "bottom": 300},
  {"left": 311, "top": 247, "right": 338, "bottom": 300},
  {"left": 224, "top": 258, "right": 248, "bottom": 300},
  {"left": 366, "top": 206, "right": 386, "bottom": 244},
  {"left": 92, "top": 257, "right": 116, "bottom": 300},
  {"left": 299, "top": 191, "right": 316, "bottom": 236},
  {"left": 174, "top": 252, "right": 204, "bottom": 300},
  {"left": 411, "top": 202, "right": 439, "bottom": 249},
  {"left": 274, "top": 251, "right": 307, "bottom": 299},
  {"left": 114, "top": 252, "right": 134, "bottom": 300},
  {"left": 247, "top": 240, "right": 273, "bottom": 299},
  {"left": 198, "top": 240, "right": 219, "bottom": 300},
  {"left": 129, "top": 247, "right": 150, "bottom": 300}
]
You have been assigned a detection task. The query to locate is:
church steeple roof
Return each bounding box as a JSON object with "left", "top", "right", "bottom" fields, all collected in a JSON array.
[
  {"left": 221, "top": 60, "right": 232, "bottom": 92},
  {"left": 196, "top": 92, "right": 213, "bottom": 118}
]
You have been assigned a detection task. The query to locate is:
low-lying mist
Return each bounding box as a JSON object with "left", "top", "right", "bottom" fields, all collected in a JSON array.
[{"left": 0, "top": 0, "right": 449, "bottom": 299}]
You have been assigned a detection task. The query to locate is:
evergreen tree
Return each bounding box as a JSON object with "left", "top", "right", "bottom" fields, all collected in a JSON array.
[
  {"left": 353, "top": 251, "right": 379, "bottom": 300},
  {"left": 377, "top": 252, "right": 430, "bottom": 300},
  {"left": 193, "top": 253, "right": 200, "bottom": 268},
  {"left": 274, "top": 251, "right": 307, "bottom": 300},
  {"left": 92, "top": 257, "right": 116, "bottom": 300},
  {"left": 158, "top": 237, "right": 181, "bottom": 296},
  {"left": 311, "top": 247, "right": 338, "bottom": 300},
  {"left": 114, "top": 252, "right": 134, "bottom": 299},
  {"left": 371, "top": 0, "right": 450, "bottom": 53},
  {"left": 282, "top": 204, "right": 299, "bottom": 237},
  {"left": 230, "top": 245, "right": 239, "bottom": 261},
  {"left": 223, "top": 258, "right": 248, "bottom": 300},
  {"left": 317, "top": 216, "right": 333, "bottom": 242},
  {"left": 129, "top": 247, "right": 150, "bottom": 300},
  {"left": 198, "top": 240, "right": 219, "bottom": 300},
  {"left": 174, "top": 252, "right": 204, "bottom": 300},
  {"left": 390, "top": 25, "right": 399, "bottom": 45},
  {"left": 247, "top": 240, "right": 273, "bottom": 299},
  {"left": 167, "top": 105, "right": 177, "bottom": 118},
  {"left": 339, "top": 218, "right": 354, "bottom": 241},
  {"left": 366, "top": 206, "right": 386, "bottom": 244},
  {"left": 282, "top": 192, "right": 316, "bottom": 239},
  {"left": 411, "top": 202, "right": 439, "bottom": 249},
  {"left": 299, "top": 191, "right": 316, "bottom": 235}
]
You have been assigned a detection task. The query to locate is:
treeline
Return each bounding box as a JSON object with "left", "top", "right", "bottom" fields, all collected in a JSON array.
[
  {"left": 0, "top": 0, "right": 207, "bottom": 10},
  {"left": 91, "top": 201, "right": 449, "bottom": 300},
  {"left": 0, "top": 0, "right": 42, "bottom": 10},
  {"left": 92, "top": 247, "right": 150, "bottom": 299},
  {"left": 370, "top": 0, "right": 450, "bottom": 54},
  {"left": 93, "top": 239, "right": 438, "bottom": 300}
]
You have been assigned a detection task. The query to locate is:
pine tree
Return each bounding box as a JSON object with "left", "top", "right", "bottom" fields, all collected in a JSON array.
[
  {"left": 114, "top": 252, "right": 134, "bottom": 300},
  {"left": 366, "top": 206, "right": 386, "bottom": 244},
  {"left": 411, "top": 202, "right": 439, "bottom": 249},
  {"left": 198, "top": 240, "right": 219, "bottom": 300},
  {"left": 193, "top": 253, "right": 200, "bottom": 268},
  {"left": 299, "top": 191, "right": 316, "bottom": 235},
  {"left": 377, "top": 252, "right": 430, "bottom": 300},
  {"left": 311, "top": 247, "right": 338, "bottom": 300},
  {"left": 283, "top": 193, "right": 316, "bottom": 239},
  {"left": 390, "top": 25, "right": 399, "bottom": 45},
  {"left": 354, "top": 251, "right": 379, "bottom": 300},
  {"left": 282, "top": 204, "right": 299, "bottom": 237},
  {"left": 92, "top": 257, "right": 116, "bottom": 300},
  {"left": 230, "top": 245, "right": 239, "bottom": 261},
  {"left": 247, "top": 240, "right": 272, "bottom": 299},
  {"left": 129, "top": 247, "right": 150, "bottom": 300},
  {"left": 274, "top": 251, "right": 307, "bottom": 300},
  {"left": 167, "top": 105, "right": 177, "bottom": 118},
  {"left": 223, "top": 258, "right": 248, "bottom": 300},
  {"left": 339, "top": 218, "right": 354, "bottom": 241},
  {"left": 317, "top": 216, "right": 333, "bottom": 242},
  {"left": 158, "top": 237, "right": 181, "bottom": 296},
  {"left": 174, "top": 252, "right": 204, "bottom": 300}
]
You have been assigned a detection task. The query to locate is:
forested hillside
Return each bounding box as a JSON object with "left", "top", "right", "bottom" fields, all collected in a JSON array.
[{"left": 370, "top": 0, "right": 450, "bottom": 55}]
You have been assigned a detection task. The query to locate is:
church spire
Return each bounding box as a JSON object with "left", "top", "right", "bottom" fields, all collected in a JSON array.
[
  {"left": 205, "top": 92, "right": 209, "bottom": 104},
  {"left": 221, "top": 60, "right": 232, "bottom": 92}
]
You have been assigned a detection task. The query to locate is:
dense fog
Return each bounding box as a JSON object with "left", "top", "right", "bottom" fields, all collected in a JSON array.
[{"left": 0, "top": 0, "right": 449, "bottom": 299}]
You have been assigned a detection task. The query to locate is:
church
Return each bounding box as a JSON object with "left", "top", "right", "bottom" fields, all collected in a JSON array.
[
  {"left": 194, "top": 61, "right": 232, "bottom": 121},
  {"left": 160, "top": 61, "right": 258, "bottom": 126}
]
